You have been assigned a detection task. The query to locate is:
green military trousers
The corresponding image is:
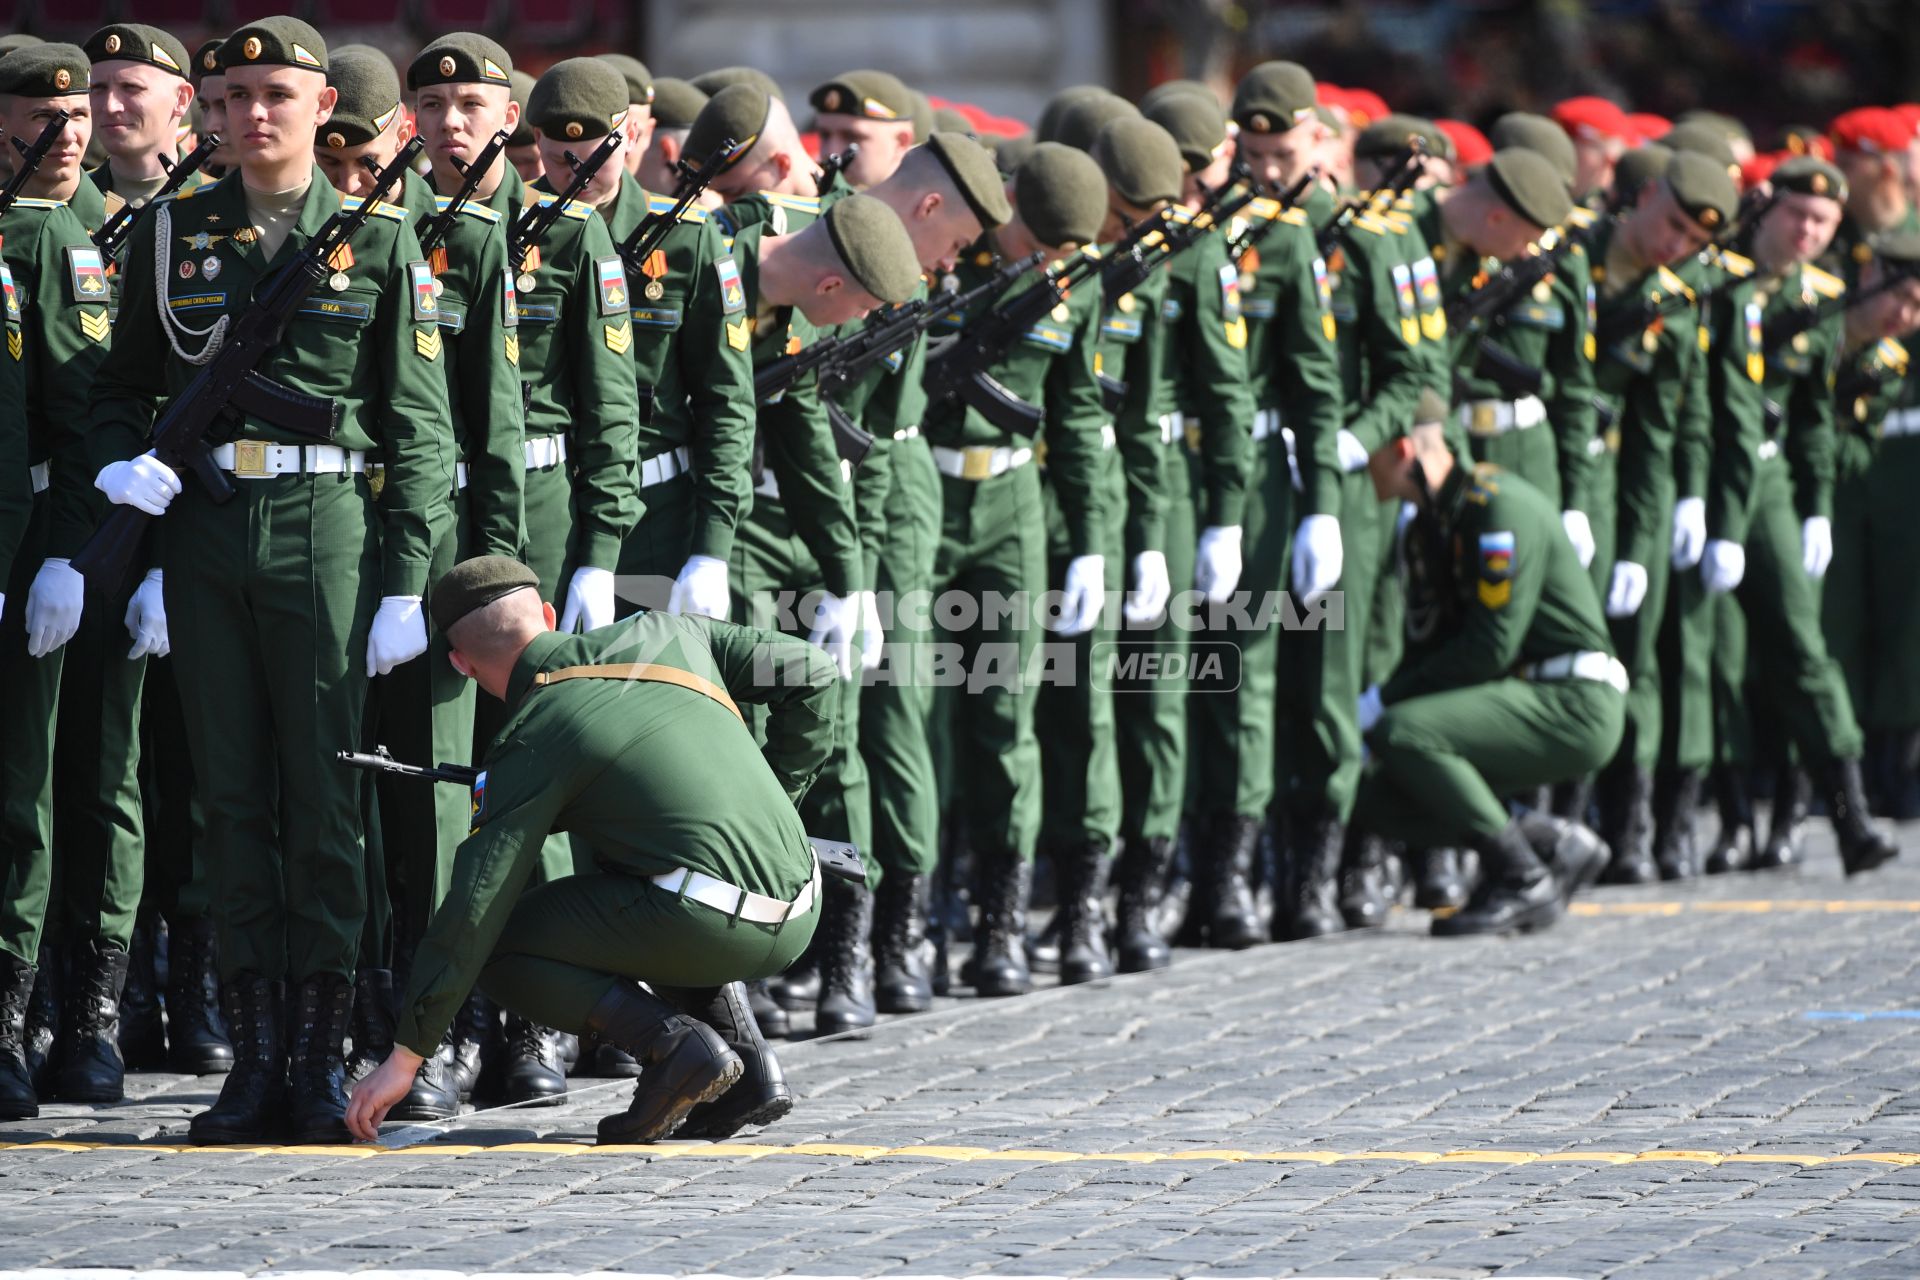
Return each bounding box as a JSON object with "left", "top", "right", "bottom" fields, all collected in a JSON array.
[
  {"left": 138, "top": 658, "right": 212, "bottom": 922},
  {"left": 161, "top": 473, "right": 378, "bottom": 983},
  {"left": 1658, "top": 564, "right": 1717, "bottom": 772},
  {"left": 614, "top": 467, "right": 697, "bottom": 613},
  {"left": 860, "top": 438, "right": 942, "bottom": 879},
  {"left": 1605, "top": 471, "right": 1676, "bottom": 773},
  {"left": 0, "top": 495, "right": 61, "bottom": 964},
  {"left": 1824, "top": 431, "right": 1920, "bottom": 731},
  {"left": 1358, "top": 675, "right": 1626, "bottom": 845},
  {"left": 1115, "top": 435, "right": 1195, "bottom": 846}
]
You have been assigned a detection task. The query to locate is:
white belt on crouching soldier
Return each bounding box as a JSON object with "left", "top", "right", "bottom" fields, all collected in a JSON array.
[{"left": 1521, "top": 650, "right": 1629, "bottom": 694}]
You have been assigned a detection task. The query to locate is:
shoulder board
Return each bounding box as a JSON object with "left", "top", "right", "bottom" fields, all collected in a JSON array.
[
  {"left": 531, "top": 194, "right": 594, "bottom": 220},
  {"left": 1802, "top": 263, "right": 1846, "bottom": 300},
  {"left": 460, "top": 200, "right": 502, "bottom": 223},
  {"left": 762, "top": 191, "right": 821, "bottom": 213},
  {"left": 1168, "top": 207, "right": 1197, "bottom": 226},
  {"left": 1349, "top": 214, "right": 1389, "bottom": 237},
  {"left": 1566, "top": 206, "right": 1598, "bottom": 230},
  {"left": 1714, "top": 249, "right": 1755, "bottom": 278},
  {"left": 1655, "top": 265, "right": 1696, "bottom": 302},
  {"left": 1278, "top": 207, "right": 1308, "bottom": 227},
  {"left": 6, "top": 197, "right": 62, "bottom": 211},
  {"left": 1878, "top": 337, "right": 1908, "bottom": 372},
  {"left": 648, "top": 194, "right": 708, "bottom": 222},
  {"left": 1246, "top": 197, "right": 1283, "bottom": 220},
  {"left": 340, "top": 195, "right": 408, "bottom": 221}
]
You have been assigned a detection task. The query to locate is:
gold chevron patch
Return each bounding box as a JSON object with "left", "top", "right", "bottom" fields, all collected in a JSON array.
[
  {"left": 726, "top": 318, "right": 750, "bottom": 351},
  {"left": 415, "top": 328, "right": 442, "bottom": 361},
  {"left": 604, "top": 320, "right": 631, "bottom": 354},
  {"left": 7, "top": 332, "right": 20, "bottom": 360},
  {"left": 78, "top": 308, "right": 110, "bottom": 343},
  {"left": 504, "top": 333, "right": 520, "bottom": 366}
]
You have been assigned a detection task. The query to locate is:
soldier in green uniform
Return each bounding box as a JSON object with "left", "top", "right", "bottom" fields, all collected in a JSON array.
[
  {"left": 1823, "top": 233, "right": 1920, "bottom": 818},
  {"left": 504, "top": 71, "right": 540, "bottom": 184},
  {"left": 1826, "top": 109, "right": 1918, "bottom": 282},
  {"left": 345, "top": 556, "right": 835, "bottom": 1146},
  {"left": 82, "top": 24, "right": 195, "bottom": 225},
  {"left": 187, "top": 40, "right": 232, "bottom": 181},
  {"left": 704, "top": 82, "right": 857, "bottom": 231},
  {"left": 1699, "top": 157, "right": 1898, "bottom": 877},
  {"left": 0, "top": 149, "right": 26, "bottom": 1119},
  {"left": 596, "top": 53, "right": 656, "bottom": 179},
  {"left": 637, "top": 77, "right": 707, "bottom": 202},
  {"left": 0, "top": 44, "right": 111, "bottom": 1121},
  {"left": 812, "top": 69, "right": 921, "bottom": 191},
  {"left": 1356, "top": 390, "right": 1619, "bottom": 936},
  {"left": 86, "top": 17, "right": 455, "bottom": 1144}
]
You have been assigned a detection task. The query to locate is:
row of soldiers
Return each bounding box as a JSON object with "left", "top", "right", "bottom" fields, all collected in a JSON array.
[{"left": 0, "top": 16, "right": 1911, "bottom": 1142}]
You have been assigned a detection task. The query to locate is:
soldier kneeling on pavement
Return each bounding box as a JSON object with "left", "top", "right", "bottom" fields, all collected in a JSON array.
[
  {"left": 1354, "top": 391, "right": 1622, "bottom": 936},
  {"left": 347, "top": 556, "right": 840, "bottom": 1144}
]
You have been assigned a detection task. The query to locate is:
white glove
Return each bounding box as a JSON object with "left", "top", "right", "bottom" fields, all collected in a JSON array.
[
  {"left": 1395, "top": 501, "right": 1418, "bottom": 550},
  {"left": 1123, "top": 549, "right": 1171, "bottom": 625},
  {"left": 365, "top": 595, "right": 428, "bottom": 676},
  {"left": 1702, "top": 539, "right": 1745, "bottom": 594},
  {"left": 0, "top": 592, "right": 6, "bottom": 624},
  {"left": 1800, "top": 515, "right": 1832, "bottom": 579},
  {"left": 1291, "top": 513, "right": 1344, "bottom": 604},
  {"left": 1194, "top": 525, "right": 1243, "bottom": 604},
  {"left": 858, "top": 589, "right": 884, "bottom": 672},
  {"left": 667, "top": 554, "right": 729, "bottom": 620},
  {"left": 1605, "top": 560, "right": 1649, "bottom": 618},
  {"left": 1671, "top": 496, "right": 1706, "bottom": 570},
  {"left": 1358, "top": 684, "right": 1384, "bottom": 734},
  {"left": 1561, "top": 509, "right": 1596, "bottom": 569},
  {"left": 558, "top": 565, "right": 616, "bottom": 633},
  {"left": 124, "top": 569, "right": 169, "bottom": 659},
  {"left": 807, "top": 590, "right": 859, "bottom": 680},
  {"left": 1052, "top": 554, "right": 1106, "bottom": 636},
  {"left": 1335, "top": 429, "right": 1371, "bottom": 473},
  {"left": 24, "top": 558, "right": 85, "bottom": 658},
  {"left": 95, "top": 451, "right": 183, "bottom": 516}
]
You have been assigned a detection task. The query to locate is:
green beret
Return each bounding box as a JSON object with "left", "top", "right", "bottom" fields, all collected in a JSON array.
[
  {"left": 85, "top": 24, "right": 190, "bottom": 79},
  {"left": 1052, "top": 91, "right": 1139, "bottom": 153},
  {"left": 1772, "top": 155, "right": 1848, "bottom": 205},
  {"left": 1482, "top": 147, "right": 1573, "bottom": 231},
  {"left": 0, "top": 35, "right": 44, "bottom": 57},
  {"left": 1232, "top": 60, "right": 1317, "bottom": 135},
  {"left": 1355, "top": 113, "right": 1438, "bottom": 162},
  {"left": 932, "top": 106, "right": 975, "bottom": 138},
  {"left": 1489, "top": 112, "right": 1576, "bottom": 190},
  {"left": 191, "top": 40, "right": 224, "bottom": 84},
  {"left": 1035, "top": 86, "right": 1107, "bottom": 145},
  {"left": 991, "top": 131, "right": 1036, "bottom": 175},
  {"left": 925, "top": 131, "right": 1013, "bottom": 229},
  {"left": 1866, "top": 230, "right": 1920, "bottom": 271},
  {"left": 219, "top": 17, "right": 327, "bottom": 74},
  {"left": 1014, "top": 141, "right": 1109, "bottom": 249},
  {"left": 1138, "top": 80, "right": 1216, "bottom": 117},
  {"left": 651, "top": 77, "right": 708, "bottom": 130},
  {"left": 1664, "top": 149, "right": 1738, "bottom": 231},
  {"left": 506, "top": 70, "right": 536, "bottom": 147},
  {"left": 1143, "top": 91, "right": 1226, "bottom": 172},
  {"left": 1677, "top": 108, "right": 1750, "bottom": 145},
  {"left": 906, "top": 89, "right": 933, "bottom": 145},
  {"left": 810, "top": 69, "right": 914, "bottom": 123},
  {"left": 1413, "top": 387, "right": 1451, "bottom": 429},
  {"left": 322, "top": 47, "right": 402, "bottom": 150},
  {"left": 688, "top": 66, "right": 782, "bottom": 103},
  {"left": 685, "top": 82, "right": 771, "bottom": 175},
  {"left": 596, "top": 53, "right": 653, "bottom": 107},
  {"left": 407, "top": 33, "right": 512, "bottom": 91},
  {"left": 0, "top": 43, "right": 90, "bottom": 97},
  {"left": 823, "top": 193, "right": 922, "bottom": 304},
  {"left": 431, "top": 556, "right": 541, "bottom": 635},
  {"left": 528, "top": 56, "right": 630, "bottom": 142},
  {"left": 1092, "top": 116, "right": 1183, "bottom": 207},
  {"left": 1613, "top": 143, "right": 1673, "bottom": 199},
  {"left": 1663, "top": 120, "right": 1736, "bottom": 170}
]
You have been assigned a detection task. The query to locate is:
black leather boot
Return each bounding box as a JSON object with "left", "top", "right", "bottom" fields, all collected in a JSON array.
[
  {"left": 1432, "top": 822, "right": 1564, "bottom": 937},
  {"left": 24, "top": 944, "right": 62, "bottom": 1092},
  {"left": 447, "top": 993, "right": 496, "bottom": 1102},
  {"left": 188, "top": 973, "right": 285, "bottom": 1144},
  {"left": 968, "top": 846, "right": 1032, "bottom": 997},
  {"left": 1755, "top": 763, "right": 1810, "bottom": 870},
  {"left": 164, "top": 916, "right": 232, "bottom": 1075},
  {"left": 1705, "top": 764, "right": 1756, "bottom": 874},
  {"left": 1338, "top": 829, "right": 1391, "bottom": 929},
  {"left": 389, "top": 1032, "right": 462, "bottom": 1122},
  {"left": 1652, "top": 768, "right": 1704, "bottom": 881},
  {"left": 586, "top": 981, "right": 742, "bottom": 1145},
  {"left": 1112, "top": 836, "right": 1175, "bottom": 973},
  {"left": 1517, "top": 810, "right": 1608, "bottom": 900},
  {"left": 286, "top": 974, "right": 354, "bottom": 1144},
  {"left": 52, "top": 940, "right": 130, "bottom": 1103},
  {"left": 669, "top": 982, "right": 791, "bottom": 1139},
  {"left": 1819, "top": 757, "right": 1900, "bottom": 876},
  {"left": 346, "top": 967, "right": 396, "bottom": 1083},
  {"left": 1551, "top": 776, "right": 1594, "bottom": 825},
  {"left": 814, "top": 879, "right": 877, "bottom": 1035},
  {"left": 499, "top": 1015, "right": 568, "bottom": 1105},
  {"left": 767, "top": 949, "right": 821, "bottom": 1011},
  {"left": 1056, "top": 838, "right": 1114, "bottom": 984},
  {"left": 0, "top": 951, "right": 37, "bottom": 1120},
  {"left": 1598, "top": 764, "right": 1659, "bottom": 883},
  {"left": 1276, "top": 811, "right": 1344, "bottom": 941},
  {"left": 118, "top": 921, "right": 167, "bottom": 1072},
  {"left": 745, "top": 980, "right": 789, "bottom": 1038},
  {"left": 1201, "top": 814, "right": 1265, "bottom": 949},
  {"left": 1412, "top": 847, "right": 1470, "bottom": 910},
  {"left": 570, "top": 1033, "right": 642, "bottom": 1078},
  {"left": 1890, "top": 729, "right": 1920, "bottom": 821},
  {"left": 873, "top": 872, "right": 935, "bottom": 1013}
]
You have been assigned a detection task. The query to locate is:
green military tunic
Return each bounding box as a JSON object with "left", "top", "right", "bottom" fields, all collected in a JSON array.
[
  {"left": 90, "top": 167, "right": 455, "bottom": 983},
  {"left": 393, "top": 611, "right": 835, "bottom": 1058},
  {"left": 1358, "top": 462, "right": 1625, "bottom": 844}
]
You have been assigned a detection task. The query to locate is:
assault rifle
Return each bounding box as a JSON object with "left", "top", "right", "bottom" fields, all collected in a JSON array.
[
  {"left": 416, "top": 129, "right": 509, "bottom": 255},
  {"left": 507, "top": 131, "right": 620, "bottom": 272},
  {"left": 1316, "top": 137, "right": 1425, "bottom": 258},
  {"left": 0, "top": 110, "right": 72, "bottom": 221},
  {"left": 94, "top": 134, "right": 221, "bottom": 260},
  {"left": 617, "top": 136, "right": 735, "bottom": 277},
  {"left": 1223, "top": 167, "right": 1319, "bottom": 264}
]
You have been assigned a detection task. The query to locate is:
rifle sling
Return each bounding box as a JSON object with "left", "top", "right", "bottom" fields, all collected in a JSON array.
[{"left": 530, "top": 662, "right": 744, "bottom": 723}]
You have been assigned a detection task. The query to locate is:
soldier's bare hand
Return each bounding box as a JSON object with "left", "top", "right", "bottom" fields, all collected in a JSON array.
[{"left": 346, "top": 1045, "right": 426, "bottom": 1141}]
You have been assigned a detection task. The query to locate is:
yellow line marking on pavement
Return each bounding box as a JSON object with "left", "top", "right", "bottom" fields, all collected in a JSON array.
[
  {"left": 7, "top": 1140, "right": 1920, "bottom": 1167},
  {"left": 1570, "top": 899, "right": 1920, "bottom": 917}
]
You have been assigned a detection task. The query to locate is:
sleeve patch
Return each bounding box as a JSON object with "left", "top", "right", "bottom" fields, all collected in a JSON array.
[
  {"left": 78, "top": 308, "right": 111, "bottom": 343},
  {"left": 1, "top": 262, "right": 19, "bottom": 321},
  {"left": 604, "top": 319, "right": 632, "bottom": 354},
  {"left": 414, "top": 328, "right": 442, "bottom": 361},
  {"left": 67, "top": 246, "right": 110, "bottom": 304},
  {"left": 715, "top": 256, "right": 746, "bottom": 314},
  {"left": 469, "top": 770, "right": 488, "bottom": 832},
  {"left": 504, "top": 332, "right": 520, "bottom": 366},
  {"left": 1391, "top": 262, "right": 1416, "bottom": 317},
  {"left": 1217, "top": 262, "right": 1243, "bottom": 322},
  {"left": 596, "top": 257, "right": 629, "bottom": 315},
  {"left": 727, "top": 318, "right": 751, "bottom": 351},
  {"left": 1478, "top": 530, "right": 1515, "bottom": 582},
  {"left": 501, "top": 268, "right": 519, "bottom": 328},
  {"left": 408, "top": 260, "right": 438, "bottom": 322}
]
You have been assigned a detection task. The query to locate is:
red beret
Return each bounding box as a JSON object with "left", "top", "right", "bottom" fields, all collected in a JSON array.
[
  {"left": 1342, "top": 88, "right": 1388, "bottom": 129},
  {"left": 1435, "top": 118, "right": 1493, "bottom": 169},
  {"left": 1740, "top": 150, "right": 1786, "bottom": 191},
  {"left": 1830, "top": 106, "right": 1915, "bottom": 155},
  {"left": 1552, "top": 95, "right": 1632, "bottom": 142},
  {"left": 1626, "top": 112, "right": 1671, "bottom": 142}
]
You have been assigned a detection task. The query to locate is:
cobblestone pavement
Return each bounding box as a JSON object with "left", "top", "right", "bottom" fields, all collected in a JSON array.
[{"left": 5, "top": 825, "right": 1920, "bottom": 1277}]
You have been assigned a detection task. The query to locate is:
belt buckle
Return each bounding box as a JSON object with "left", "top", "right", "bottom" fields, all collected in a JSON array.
[
  {"left": 233, "top": 440, "right": 269, "bottom": 478},
  {"left": 1470, "top": 404, "right": 1497, "bottom": 435},
  {"left": 1603, "top": 427, "right": 1621, "bottom": 454},
  {"left": 961, "top": 446, "right": 993, "bottom": 481}
]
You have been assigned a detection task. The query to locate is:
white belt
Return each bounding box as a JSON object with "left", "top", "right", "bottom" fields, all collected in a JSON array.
[
  {"left": 651, "top": 860, "right": 819, "bottom": 926},
  {"left": 210, "top": 441, "right": 366, "bottom": 478},
  {"left": 1757, "top": 439, "right": 1780, "bottom": 461},
  {"left": 453, "top": 462, "right": 469, "bottom": 492},
  {"left": 641, "top": 445, "right": 689, "bottom": 488},
  {"left": 755, "top": 469, "right": 780, "bottom": 499},
  {"left": 1524, "top": 650, "right": 1629, "bottom": 693},
  {"left": 932, "top": 444, "right": 1033, "bottom": 481},
  {"left": 1099, "top": 423, "right": 1116, "bottom": 450},
  {"left": 1157, "top": 411, "right": 1184, "bottom": 445},
  {"left": 1252, "top": 408, "right": 1285, "bottom": 442},
  {"left": 1882, "top": 408, "right": 1920, "bottom": 438},
  {"left": 30, "top": 461, "right": 49, "bottom": 494},
  {"left": 525, "top": 434, "right": 569, "bottom": 470},
  {"left": 1460, "top": 395, "right": 1547, "bottom": 436},
  {"left": 892, "top": 424, "right": 920, "bottom": 441}
]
